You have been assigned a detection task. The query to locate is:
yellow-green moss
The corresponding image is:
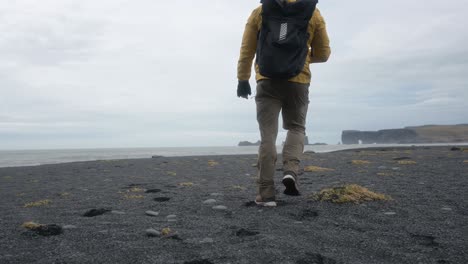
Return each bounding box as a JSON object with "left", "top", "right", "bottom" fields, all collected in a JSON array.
[
  {"left": 178, "top": 182, "right": 194, "bottom": 187},
  {"left": 161, "top": 228, "right": 172, "bottom": 236},
  {"left": 398, "top": 160, "right": 417, "bottom": 165},
  {"left": 310, "top": 184, "right": 391, "bottom": 204},
  {"left": 124, "top": 194, "right": 144, "bottom": 199},
  {"left": 351, "top": 160, "right": 371, "bottom": 165},
  {"left": 208, "top": 160, "right": 219, "bottom": 167},
  {"left": 304, "top": 166, "right": 335, "bottom": 172},
  {"left": 24, "top": 199, "right": 51, "bottom": 208},
  {"left": 128, "top": 187, "right": 144, "bottom": 193},
  {"left": 22, "top": 221, "right": 43, "bottom": 230}
]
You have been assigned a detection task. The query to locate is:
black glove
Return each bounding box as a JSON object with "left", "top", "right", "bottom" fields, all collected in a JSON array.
[{"left": 237, "top": 80, "right": 252, "bottom": 99}]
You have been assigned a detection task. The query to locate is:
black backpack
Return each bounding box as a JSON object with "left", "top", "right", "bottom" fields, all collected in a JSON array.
[{"left": 256, "top": 0, "right": 318, "bottom": 79}]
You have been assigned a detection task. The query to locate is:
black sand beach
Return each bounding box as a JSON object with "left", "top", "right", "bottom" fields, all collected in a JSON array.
[{"left": 0, "top": 146, "right": 467, "bottom": 264}]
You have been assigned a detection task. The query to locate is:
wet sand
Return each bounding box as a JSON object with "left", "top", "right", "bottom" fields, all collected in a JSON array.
[{"left": 0, "top": 146, "right": 467, "bottom": 264}]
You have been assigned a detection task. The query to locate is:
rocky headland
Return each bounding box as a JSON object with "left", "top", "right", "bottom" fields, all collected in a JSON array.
[{"left": 342, "top": 124, "right": 468, "bottom": 144}]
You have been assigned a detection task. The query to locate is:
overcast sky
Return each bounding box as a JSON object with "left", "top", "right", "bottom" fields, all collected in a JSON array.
[{"left": 1, "top": 0, "right": 467, "bottom": 150}]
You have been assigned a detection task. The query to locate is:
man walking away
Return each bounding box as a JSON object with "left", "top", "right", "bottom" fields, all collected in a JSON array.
[{"left": 237, "top": 0, "right": 331, "bottom": 207}]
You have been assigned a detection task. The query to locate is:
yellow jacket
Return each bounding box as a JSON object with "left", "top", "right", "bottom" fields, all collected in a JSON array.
[{"left": 237, "top": 5, "right": 331, "bottom": 84}]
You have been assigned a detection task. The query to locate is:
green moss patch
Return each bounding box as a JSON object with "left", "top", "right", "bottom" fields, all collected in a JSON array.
[
  {"left": 24, "top": 199, "right": 51, "bottom": 208},
  {"left": 310, "top": 184, "right": 391, "bottom": 204}
]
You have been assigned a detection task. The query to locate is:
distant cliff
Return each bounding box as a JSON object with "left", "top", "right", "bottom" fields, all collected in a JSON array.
[
  {"left": 238, "top": 141, "right": 261, "bottom": 147},
  {"left": 342, "top": 124, "right": 468, "bottom": 144}
]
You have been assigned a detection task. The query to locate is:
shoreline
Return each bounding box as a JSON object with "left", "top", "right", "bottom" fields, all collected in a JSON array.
[{"left": 1, "top": 143, "right": 468, "bottom": 169}]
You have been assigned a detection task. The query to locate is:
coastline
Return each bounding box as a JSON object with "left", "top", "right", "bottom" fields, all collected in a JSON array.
[
  {"left": 1, "top": 146, "right": 467, "bottom": 263},
  {"left": 1, "top": 143, "right": 468, "bottom": 168}
]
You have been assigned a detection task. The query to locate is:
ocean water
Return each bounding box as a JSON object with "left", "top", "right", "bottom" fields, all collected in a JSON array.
[{"left": 0, "top": 143, "right": 466, "bottom": 168}]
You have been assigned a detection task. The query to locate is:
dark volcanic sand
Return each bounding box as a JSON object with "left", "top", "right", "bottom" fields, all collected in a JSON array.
[{"left": 0, "top": 146, "right": 467, "bottom": 264}]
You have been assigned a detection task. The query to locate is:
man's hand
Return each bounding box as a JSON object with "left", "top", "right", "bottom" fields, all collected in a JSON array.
[{"left": 237, "top": 80, "right": 251, "bottom": 99}]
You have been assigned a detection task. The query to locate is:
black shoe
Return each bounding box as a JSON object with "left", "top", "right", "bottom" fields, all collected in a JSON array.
[{"left": 282, "top": 175, "right": 300, "bottom": 196}]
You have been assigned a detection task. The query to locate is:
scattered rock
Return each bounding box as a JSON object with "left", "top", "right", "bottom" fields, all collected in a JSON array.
[
  {"left": 210, "top": 193, "right": 223, "bottom": 197},
  {"left": 83, "top": 208, "right": 111, "bottom": 217},
  {"left": 232, "top": 185, "right": 247, "bottom": 190},
  {"left": 179, "top": 182, "right": 194, "bottom": 187},
  {"left": 244, "top": 201, "right": 257, "bottom": 207},
  {"left": 145, "top": 210, "right": 160, "bottom": 217},
  {"left": 441, "top": 207, "right": 452, "bottom": 211},
  {"left": 212, "top": 205, "right": 228, "bottom": 211},
  {"left": 145, "top": 189, "right": 162, "bottom": 193},
  {"left": 235, "top": 228, "right": 259, "bottom": 237},
  {"left": 410, "top": 233, "right": 439, "bottom": 247},
  {"left": 168, "top": 234, "right": 183, "bottom": 241},
  {"left": 393, "top": 157, "right": 412, "bottom": 161},
  {"left": 167, "top": 215, "right": 177, "bottom": 222},
  {"left": 146, "top": 228, "right": 161, "bottom": 237},
  {"left": 392, "top": 167, "right": 401, "bottom": 171},
  {"left": 36, "top": 224, "right": 63, "bottom": 236},
  {"left": 295, "top": 209, "right": 319, "bottom": 220},
  {"left": 296, "top": 253, "right": 338, "bottom": 264},
  {"left": 184, "top": 259, "right": 214, "bottom": 264},
  {"left": 384, "top": 212, "right": 397, "bottom": 215},
  {"left": 378, "top": 166, "right": 387, "bottom": 170},
  {"left": 199, "top": 237, "right": 214, "bottom": 244},
  {"left": 154, "top": 197, "right": 171, "bottom": 202},
  {"left": 450, "top": 147, "right": 461, "bottom": 151},
  {"left": 203, "top": 199, "right": 217, "bottom": 205},
  {"left": 22, "top": 222, "right": 63, "bottom": 237},
  {"left": 62, "top": 225, "right": 77, "bottom": 229}
]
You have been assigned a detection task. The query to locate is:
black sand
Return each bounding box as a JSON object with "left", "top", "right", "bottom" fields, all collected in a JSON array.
[{"left": 0, "top": 146, "right": 467, "bottom": 264}]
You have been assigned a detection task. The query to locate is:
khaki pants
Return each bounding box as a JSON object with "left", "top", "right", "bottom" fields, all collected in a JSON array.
[{"left": 255, "top": 79, "right": 310, "bottom": 200}]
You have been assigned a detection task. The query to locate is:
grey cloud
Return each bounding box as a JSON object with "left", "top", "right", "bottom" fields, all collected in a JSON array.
[{"left": 0, "top": 0, "right": 467, "bottom": 149}]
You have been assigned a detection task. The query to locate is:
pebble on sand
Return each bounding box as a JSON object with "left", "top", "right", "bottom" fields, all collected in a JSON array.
[
  {"left": 167, "top": 215, "right": 177, "bottom": 222},
  {"left": 146, "top": 229, "right": 161, "bottom": 237},
  {"left": 111, "top": 210, "right": 126, "bottom": 215},
  {"left": 62, "top": 225, "right": 78, "bottom": 229},
  {"left": 83, "top": 208, "right": 111, "bottom": 217},
  {"left": 210, "top": 193, "right": 223, "bottom": 196},
  {"left": 145, "top": 210, "right": 160, "bottom": 216},
  {"left": 203, "top": 199, "right": 217, "bottom": 205},
  {"left": 212, "top": 205, "right": 228, "bottom": 211},
  {"left": 384, "top": 212, "right": 397, "bottom": 215},
  {"left": 22, "top": 222, "right": 63, "bottom": 236},
  {"left": 199, "top": 237, "right": 214, "bottom": 244},
  {"left": 441, "top": 207, "right": 452, "bottom": 211}
]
